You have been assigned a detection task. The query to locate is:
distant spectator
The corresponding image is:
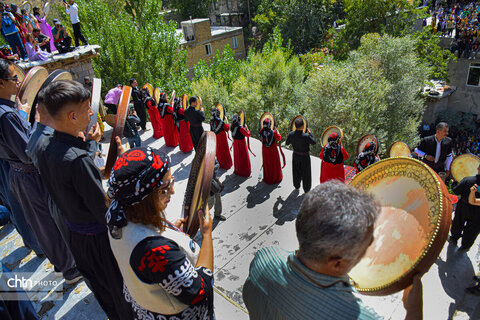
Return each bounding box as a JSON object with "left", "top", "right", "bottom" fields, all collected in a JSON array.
[
  {"left": 52, "top": 21, "right": 73, "bottom": 54},
  {"left": 25, "top": 32, "right": 51, "bottom": 61},
  {"left": 84, "top": 76, "right": 92, "bottom": 91},
  {"left": 0, "top": 2, "right": 27, "bottom": 59},
  {"left": 124, "top": 105, "right": 141, "bottom": 148},
  {"left": 32, "top": 7, "right": 55, "bottom": 53},
  {"left": 0, "top": 45, "right": 18, "bottom": 60},
  {"left": 32, "top": 27, "right": 50, "bottom": 53},
  {"left": 104, "top": 84, "right": 123, "bottom": 113},
  {"left": 21, "top": 9, "right": 34, "bottom": 33},
  {"left": 64, "top": 0, "right": 88, "bottom": 47}
]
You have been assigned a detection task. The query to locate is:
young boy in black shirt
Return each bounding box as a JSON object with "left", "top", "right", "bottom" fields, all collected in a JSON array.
[{"left": 35, "top": 80, "right": 132, "bottom": 320}]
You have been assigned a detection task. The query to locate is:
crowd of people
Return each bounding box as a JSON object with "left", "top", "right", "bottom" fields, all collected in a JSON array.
[
  {"left": 0, "top": 0, "right": 87, "bottom": 62},
  {"left": 423, "top": 0, "right": 480, "bottom": 59}
]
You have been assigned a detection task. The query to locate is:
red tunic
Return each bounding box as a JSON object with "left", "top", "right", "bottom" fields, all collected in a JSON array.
[
  {"left": 216, "top": 123, "right": 232, "bottom": 170},
  {"left": 233, "top": 127, "right": 251, "bottom": 177},
  {"left": 319, "top": 146, "right": 349, "bottom": 183},
  {"left": 177, "top": 108, "right": 194, "bottom": 153},
  {"left": 262, "top": 131, "right": 283, "bottom": 184},
  {"left": 146, "top": 100, "right": 163, "bottom": 139},
  {"left": 160, "top": 106, "right": 179, "bottom": 147}
]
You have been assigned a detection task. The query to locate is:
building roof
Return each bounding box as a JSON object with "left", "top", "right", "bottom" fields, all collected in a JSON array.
[{"left": 176, "top": 25, "right": 243, "bottom": 45}]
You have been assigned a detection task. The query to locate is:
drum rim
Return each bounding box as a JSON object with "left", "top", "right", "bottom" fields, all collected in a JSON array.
[
  {"left": 349, "top": 156, "right": 449, "bottom": 294},
  {"left": 142, "top": 83, "right": 153, "bottom": 97},
  {"left": 290, "top": 115, "right": 308, "bottom": 133},
  {"left": 17, "top": 66, "right": 48, "bottom": 115},
  {"left": 87, "top": 78, "right": 102, "bottom": 133},
  {"left": 238, "top": 110, "right": 246, "bottom": 126},
  {"left": 182, "top": 94, "right": 188, "bottom": 109},
  {"left": 321, "top": 125, "right": 343, "bottom": 147},
  {"left": 388, "top": 141, "right": 411, "bottom": 158},
  {"left": 356, "top": 134, "right": 379, "bottom": 155},
  {"left": 215, "top": 103, "right": 225, "bottom": 121},
  {"left": 259, "top": 112, "right": 275, "bottom": 131},
  {"left": 451, "top": 153, "right": 480, "bottom": 182}
]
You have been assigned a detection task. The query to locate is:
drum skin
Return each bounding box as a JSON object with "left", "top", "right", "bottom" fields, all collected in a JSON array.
[
  {"left": 321, "top": 126, "right": 343, "bottom": 147},
  {"left": 388, "top": 141, "right": 411, "bottom": 158},
  {"left": 451, "top": 154, "right": 480, "bottom": 183},
  {"left": 12, "top": 64, "right": 26, "bottom": 84},
  {"left": 238, "top": 110, "right": 246, "bottom": 126},
  {"left": 290, "top": 115, "right": 308, "bottom": 133},
  {"left": 143, "top": 83, "right": 153, "bottom": 97},
  {"left": 104, "top": 86, "right": 132, "bottom": 179},
  {"left": 259, "top": 112, "right": 275, "bottom": 131},
  {"left": 87, "top": 78, "right": 102, "bottom": 133},
  {"left": 17, "top": 66, "right": 48, "bottom": 118},
  {"left": 348, "top": 157, "right": 452, "bottom": 296},
  {"left": 183, "top": 132, "right": 216, "bottom": 237},
  {"left": 215, "top": 104, "right": 226, "bottom": 121},
  {"left": 357, "top": 134, "right": 378, "bottom": 155}
]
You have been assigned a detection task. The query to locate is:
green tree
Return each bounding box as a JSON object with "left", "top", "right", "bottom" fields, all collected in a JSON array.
[
  {"left": 57, "top": 0, "right": 190, "bottom": 94},
  {"left": 303, "top": 33, "right": 430, "bottom": 163},
  {"left": 253, "top": 0, "right": 343, "bottom": 54},
  {"left": 193, "top": 45, "right": 240, "bottom": 93},
  {"left": 168, "top": 0, "right": 210, "bottom": 20}
]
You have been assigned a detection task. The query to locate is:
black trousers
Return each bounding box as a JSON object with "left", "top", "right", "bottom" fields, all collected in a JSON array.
[
  {"left": 69, "top": 231, "right": 133, "bottom": 320},
  {"left": 55, "top": 37, "right": 73, "bottom": 54},
  {"left": 105, "top": 103, "right": 117, "bottom": 114},
  {"left": 450, "top": 200, "right": 480, "bottom": 250},
  {"left": 72, "top": 22, "right": 88, "bottom": 47},
  {"left": 190, "top": 127, "right": 204, "bottom": 150},
  {"left": 292, "top": 154, "right": 312, "bottom": 193},
  {"left": 134, "top": 102, "right": 147, "bottom": 130},
  {"left": 9, "top": 167, "right": 76, "bottom": 276}
]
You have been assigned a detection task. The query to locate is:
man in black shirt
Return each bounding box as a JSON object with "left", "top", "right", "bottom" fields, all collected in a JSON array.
[
  {"left": 129, "top": 78, "right": 147, "bottom": 131},
  {"left": 449, "top": 164, "right": 480, "bottom": 252},
  {"left": 414, "top": 122, "right": 453, "bottom": 174},
  {"left": 32, "top": 28, "right": 51, "bottom": 53},
  {"left": 35, "top": 80, "right": 133, "bottom": 320},
  {"left": 184, "top": 96, "right": 205, "bottom": 150},
  {"left": 285, "top": 119, "right": 316, "bottom": 193}
]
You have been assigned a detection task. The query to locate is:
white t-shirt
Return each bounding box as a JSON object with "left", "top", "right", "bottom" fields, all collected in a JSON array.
[{"left": 66, "top": 3, "right": 80, "bottom": 24}]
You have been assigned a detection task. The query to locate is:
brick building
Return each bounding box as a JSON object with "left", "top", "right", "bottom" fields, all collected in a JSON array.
[{"left": 177, "top": 18, "right": 246, "bottom": 78}]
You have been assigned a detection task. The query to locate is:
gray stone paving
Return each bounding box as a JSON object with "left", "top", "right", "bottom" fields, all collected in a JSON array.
[{"left": 1, "top": 122, "right": 480, "bottom": 319}]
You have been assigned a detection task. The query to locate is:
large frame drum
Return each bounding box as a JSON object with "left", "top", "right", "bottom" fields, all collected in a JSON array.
[
  {"left": 451, "top": 154, "right": 480, "bottom": 182},
  {"left": 290, "top": 115, "right": 308, "bottom": 133},
  {"left": 321, "top": 126, "right": 343, "bottom": 147},
  {"left": 388, "top": 141, "right": 411, "bottom": 158},
  {"left": 348, "top": 157, "right": 452, "bottom": 295},
  {"left": 182, "top": 132, "right": 216, "bottom": 237}
]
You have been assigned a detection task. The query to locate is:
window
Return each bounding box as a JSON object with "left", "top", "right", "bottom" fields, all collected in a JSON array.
[
  {"left": 206, "top": 43, "right": 212, "bottom": 56},
  {"left": 467, "top": 63, "right": 480, "bottom": 86},
  {"left": 232, "top": 36, "right": 238, "bottom": 49},
  {"left": 227, "top": 0, "right": 232, "bottom": 9},
  {"left": 183, "top": 25, "right": 195, "bottom": 41},
  {"left": 216, "top": 15, "right": 221, "bottom": 24}
]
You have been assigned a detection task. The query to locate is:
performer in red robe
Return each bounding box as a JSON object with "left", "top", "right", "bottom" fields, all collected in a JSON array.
[
  {"left": 319, "top": 132, "right": 349, "bottom": 183},
  {"left": 158, "top": 93, "right": 179, "bottom": 147},
  {"left": 210, "top": 109, "right": 232, "bottom": 170},
  {"left": 259, "top": 119, "right": 283, "bottom": 184},
  {"left": 142, "top": 88, "right": 163, "bottom": 139},
  {"left": 231, "top": 115, "right": 251, "bottom": 177},
  {"left": 173, "top": 98, "right": 194, "bottom": 153}
]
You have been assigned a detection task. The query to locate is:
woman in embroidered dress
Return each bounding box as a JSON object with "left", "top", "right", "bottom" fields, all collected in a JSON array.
[
  {"left": 319, "top": 132, "right": 349, "bottom": 183},
  {"left": 25, "top": 33, "right": 51, "bottom": 61},
  {"left": 106, "top": 147, "right": 214, "bottom": 320}
]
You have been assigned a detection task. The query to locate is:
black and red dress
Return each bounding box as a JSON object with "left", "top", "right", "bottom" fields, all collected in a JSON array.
[
  {"left": 158, "top": 96, "right": 179, "bottom": 147},
  {"left": 231, "top": 117, "right": 251, "bottom": 177},
  {"left": 259, "top": 125, "right": 283, "bottom": 184},
  {"left": 173, "top": 101, "right": 194, "bottom": 153},
  {"left": 210, "top": 114, "right": 232, "bottom": 170}
]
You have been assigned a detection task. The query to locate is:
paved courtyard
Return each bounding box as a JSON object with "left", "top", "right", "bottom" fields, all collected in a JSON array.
[{"left": 1, "top": 122, "right": 480, "bottom": 319}]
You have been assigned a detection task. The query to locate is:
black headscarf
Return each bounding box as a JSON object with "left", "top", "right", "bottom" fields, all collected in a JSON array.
[
  {"left": 259, "top": 119, "right": 275, "bottom": 147},
  {"left": 354, "top": 142, "right": 378, "bottom": 173},
  {"left": 158, "top": 92, "right": 170, "bottom": 118},
  {"left": 322, "top": 132, "right": 343, "bottom": 165},
  {"left": 172, "top": 97, "right": 182, "bottom": 129},
  {"left": 210, "top": 109, "right": 224, "bottom": 134},
  {"left": 231, "top": 114, "right": 240, "bottom": 137},
  {"left": 106, "top": 147, "right": 170, "bottom": 239}
]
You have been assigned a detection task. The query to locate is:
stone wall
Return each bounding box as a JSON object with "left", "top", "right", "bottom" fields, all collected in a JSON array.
[{"left": 17, "top": 45, "right": 100, "bottom": 83}]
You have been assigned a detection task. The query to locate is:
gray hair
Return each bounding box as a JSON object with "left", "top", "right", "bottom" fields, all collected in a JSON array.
[
  {"left": 296, "top": 181, "right": 379, "bottom": 263},
  {"left": 436, "top": 122, "right": 448, "bottom": 131}
]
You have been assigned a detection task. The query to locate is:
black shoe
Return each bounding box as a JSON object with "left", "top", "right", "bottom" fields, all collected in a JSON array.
[
  {"left": 214, "top": 215, "right": 226, "bottom": 221},
  {"left": 466, "top": 284, "right": 480, "bottom": 296},
  {"left": 64, "top": 269, "right": 83, "bottom": 285},
  {"left": 448, "top": 236, "right": 457, "bottom": 246}
]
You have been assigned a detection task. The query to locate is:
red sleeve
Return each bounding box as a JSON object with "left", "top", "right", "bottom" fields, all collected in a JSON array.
[
  {"left": 178, "top": 108, "right": 185, "bottom": 115},
  {"left": 166, "top": 106, "right": 173, "bottom": 114},
  {"left": 223, "top": 123, "right": 230, "bottom": 131},
  {"left": 319, "top": 148, "right": 324, "bottom": 160},
  {"left": 240, "top": 127, "right": 250, "bottom": 137},
  {"left": 341, "top": 147, "right": 349, "bottom": 160},
  {"left": 274, "top": 130, "right": 282, "bottom": 141}
]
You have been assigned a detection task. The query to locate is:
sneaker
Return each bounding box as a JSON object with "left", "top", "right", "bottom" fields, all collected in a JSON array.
[
  {"left": 214, "top": 215, "right": 226, "bottom": 221},
  {"left": 64, "top": 270, "right": 83, "bottom": 285}
]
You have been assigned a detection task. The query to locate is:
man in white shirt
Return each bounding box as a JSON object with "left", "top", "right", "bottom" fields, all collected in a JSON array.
[{"left": 64, "top": 0, "right": 88, "bottom": 47}]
